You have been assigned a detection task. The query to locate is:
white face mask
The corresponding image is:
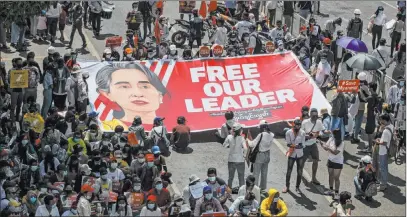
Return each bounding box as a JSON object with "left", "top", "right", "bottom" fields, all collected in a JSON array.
[
  {"left": 378, "top": 11, "right": 384, "bottom": 15},
  {"left": 300, "top": 53, "right": 305, "bottom": 58},
  {"left": 111, "top": 163, "right": 118, "bottom": 169},
  {"left": 105, "top": 54, "right": 111, "bottom": 59},
  {"left": 86, "top": 195, "right": 92, "bottom": 200},
  {"left": 133, "top": 185, "right": 141, "bottom": 191},
  {"left": 126, "top": 54, "right": 132, "bottom": 58},
  {"left": 321, "top": 59, "right": 328, "bottom": 64},
  {"left": 170, "top": 50, "right": 176, "bottom": 55},
  {"left": 138, "top": 158, "right": 145, "bottom": 163},
  {"left": 176, "top": 201, "right": 183, "bottom": 206}
]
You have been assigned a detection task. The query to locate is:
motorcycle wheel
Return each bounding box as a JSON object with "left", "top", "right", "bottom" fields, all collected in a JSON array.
[{"left": 171, "top": 31, "right": 187, "bottom": 47}]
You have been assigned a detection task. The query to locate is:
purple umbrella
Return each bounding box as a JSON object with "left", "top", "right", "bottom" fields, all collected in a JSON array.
[{"left": 336, "top": 36, "right": 368, "bottom": 53}]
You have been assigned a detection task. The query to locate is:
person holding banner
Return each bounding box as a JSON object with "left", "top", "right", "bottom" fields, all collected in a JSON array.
[{"left": 95, "top": 62, "right": 168, "bottom": 130}]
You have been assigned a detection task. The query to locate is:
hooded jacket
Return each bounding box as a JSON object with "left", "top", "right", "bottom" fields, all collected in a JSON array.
[{"left": 260, "top": 189, "right": 288, "bottom": 217}]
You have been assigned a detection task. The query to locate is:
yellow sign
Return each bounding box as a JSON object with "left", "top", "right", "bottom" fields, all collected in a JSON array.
[
  {"left": 23, "top": 112, "right": 45, "bottom": 133},
  {"left": 10, "top": 70, "right": 28, "bottom": 88}
]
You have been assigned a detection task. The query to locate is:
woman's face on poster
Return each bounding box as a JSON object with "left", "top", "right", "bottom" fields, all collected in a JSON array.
[{"left": 103, "top": 69, "right": 162, "bottom": 114}]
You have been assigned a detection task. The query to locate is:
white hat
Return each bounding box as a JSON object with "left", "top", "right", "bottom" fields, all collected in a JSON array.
[
  {"left": 71, "top": 65, "right": 81, "bottom": 74},
  {"left": 277, "top": 40, "right": 284, "bottom": 46},
  {"left": 80, "top": 164, "right": 92, "bottom": 173},
  {"left": 357, "top": 72, "right": 367, "bottom": 81},
  {"left": 104, "top": 48, "right": 112, "bottom": 54},
  {"left": 189, "top": 174, "right": 200, "bottom": 184},
  {"left": 169, "top": 45, "right": 176, "bottom": 51},
  {"left": 354, "top": 9, "right": 361, "bottom": 15},
  {"left": 258, "top": 120, "right": 268, "bottom": 128},
  {"left": 361, "top": 155, "right": 372, "bottom": 164},
  {"left": 232, "top": 123, "right": 243, "bottom": 131},
  {"left": 47, "top": 46, "right": 56, "bottom": 54}
]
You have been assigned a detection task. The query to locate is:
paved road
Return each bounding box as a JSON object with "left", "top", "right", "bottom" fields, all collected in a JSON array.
[{"left": 0, "top": 1, "right": 405, "bottom": 216}]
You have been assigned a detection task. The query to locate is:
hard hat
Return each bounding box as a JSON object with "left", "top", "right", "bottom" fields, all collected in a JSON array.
[
  {"left": 323, "top": 38, "right": 331, "bottom": 45},
  {"left": 354, "top": 9, "right": 361, "bottom": 15},
  {"left": 125, "top": 48, "right": 133, "bottom": 54},
  {"left": 361, "top": 155, "right": 372, "bottom": 164},
  {"left": 104, "top": 48, "right": 112, "bottom": 54},
  {"left": 169, "top": 45, "right": 176, "bottom": 51},
  {"left": 47, "top": 46, "right": 56, "bottom": 54}
]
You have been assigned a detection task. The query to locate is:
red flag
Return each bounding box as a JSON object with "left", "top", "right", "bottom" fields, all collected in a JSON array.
[
  {"left": 154, "top": 19, "right": 161, "bottom": 44},
  {"left": 199, "top": 0, "right": 207, "bottom": 18},
  {"left": 208, "top": 0, "right": 217, "bottom": 12}
]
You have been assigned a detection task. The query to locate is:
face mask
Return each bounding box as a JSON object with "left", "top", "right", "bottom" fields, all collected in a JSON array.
[
  {"left": 273, "top": 197, "right": 279, "bottom": 203},
  {"left": 279, "top": 46, "right": 284, "bottom": 50},
  {"left": 355, "top": 15, "right": 360, "bottom": 18},
  {"left": 378, "top": 11, "right": 384, "bottom": 15},
  {"left": 230, "top": 52, "right": 236, "bottom": 56},
  {"left": 116, "top": 158, "right": 122, "bottom": 163},
  {"left": 321, "top": 59, "right": 328, "bottom": 64},
  {"left": 119, "top": 204, "right": 126, "bottom": 208},
  {"left": 155, "top": 183, "right": 163, "bottom": 190},
  {"left": 239, "top": 51, "right": 245, "bottom": 55},
  {"left": 399, "top": 81, "right": 404, "bottom": 87},
  {"left": 84, "top": 170, "right": 91, "bottom": 176},
  {"left": 126, "top": 54, "right": 132, "bottom": 58},
  {"left": 133, "top": 185, "right": 141, "bottom": 191},
  {"left": 147, "top": 162, "right": 154, "bottom": 167},
  {"left": 63, "top": 171, "right": 68, "bottom": 176},
  {"left": 170, "top": 50, "right": 176, "bottom": 55},
  {"left": 208, "top": 176, "right": 216, "bottom": 182},
  {"left": 22, "top": 140, "right": 29, "bottom": 145},
  {"left": 205, "top": 194, "right": 213, "bottom": 200},
  {"left": 101, "top": 174, "right": 108, "bottom": 180},
  {"left": 176, "top": 201, "right": 183, "bottom": 206},
  {"left": 300, "top": 53, "right": 305, "bottom": 58},
  {"left": 30, "top": 197, "right": 37, "bottom": 203},
  {"left": 40, "top": 188, "right": 47, "bottom": 193},
  {"left": 147, "top": 204, "right": 155, "bottom": 209},
  {"left": 31, "top": 166, "right": 38, "bottom": 172},
  {"left": 86, "top": 195, "right": 92, "bottom": 200},
  {"left": 105, "top": 54, "right": 111, "bottom": 59},
  {"left": 111, "top": 163, "right": 118, "bottom": 169},
  {"left": 115, "top": 133, "right": 122, "bottom": 137},
  {"left": 73, "top": 138, "right": 80, "bottom": 143},
  {"left": 148, "top": 53, "right": 154, "bottom": 58},
  {"left": 138, "top": 158, "right": 145, "bottom": 163},
  {"left": 71, "top": 209, "right": 78, "bottom": 215},
  {"left": 206, "top": 210, "right": 214, "bottom": 213}
]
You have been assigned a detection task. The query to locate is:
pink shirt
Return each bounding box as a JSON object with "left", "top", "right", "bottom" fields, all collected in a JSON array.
[{"left": 37, "top": 16, "right": 47, "bottom": 30}]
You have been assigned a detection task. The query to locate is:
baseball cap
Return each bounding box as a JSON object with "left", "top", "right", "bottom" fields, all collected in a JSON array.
[{"left": 152, "top": 146, "right": 161, "bottom": 154}]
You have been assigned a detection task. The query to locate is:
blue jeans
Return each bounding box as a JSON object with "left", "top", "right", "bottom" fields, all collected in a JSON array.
[
  {"left": 41, "top": 89, "right": 53, "bottom": 118},
  {"left": 11, "top": 22, "right": 19, "bottom": 44},
  {"left": 379, "top": 154, "right": 388, "bottom": 187},
  {"left": 353, "top": 176, "right": 364, "bottom": 196},
  {"left": 331, "top": 116, "right": 345, "bottom": 140},
  {"left": 353, "top": 110, "right": 364, "bottom": 139}
]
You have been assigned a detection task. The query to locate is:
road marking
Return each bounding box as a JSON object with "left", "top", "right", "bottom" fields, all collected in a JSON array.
[
  {"left": 381, "top": 1, "right": 398, "bottom": 10},
  {"left": 273, "top": 139, "right": 346, "bottom": 216}
]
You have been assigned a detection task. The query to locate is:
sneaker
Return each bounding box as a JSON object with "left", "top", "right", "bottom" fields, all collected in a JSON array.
[
  {"left": 354, "top": 194, "right": 363, "bottom": 200},
  {"left": 333, "top": 193, "right": 340, "bottom": 200},
  {"left": 324, "top": 190, "right": 334, "bottom": 196},
  {"left": 282, "top": 187, "right": 289, "bottom": 193},
  {"left": 295, "top": 187, "right": 302, "bottom": 194}
]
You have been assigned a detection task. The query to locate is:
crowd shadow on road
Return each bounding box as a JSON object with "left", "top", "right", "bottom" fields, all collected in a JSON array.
[
  {"left": 388, "top": 172, "right": 406, "bottom": 187},
  {"left": 288, "top": 189, "right": 318, "bottom": 211},
  {"left": 95, "top": 33, "right": 116, "bottom": 40},
  {"left": 31, "top": 38, "right": 50, "bottom": 46},
  {"left": 357, "top": 196, "right": 382, "bottom": 208},
  {"left": 383, "top": 184, "right": 406, "bottom": 205},
  {"left": 343, "top": 150, "right": 360, "bottom": 169}
]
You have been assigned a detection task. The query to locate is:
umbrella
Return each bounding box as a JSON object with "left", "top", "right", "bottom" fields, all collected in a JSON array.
[
  {"left": 337, "top": 36, "right": 368, "bottom": 53},
  {"left": 346, "top": 53, "right": 382, "bottom": 70}
]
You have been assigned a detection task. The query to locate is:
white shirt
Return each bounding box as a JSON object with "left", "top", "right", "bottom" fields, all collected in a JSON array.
[
  {"left": 267, "top": 1, "right": 278, "bottom": 9},
  {"left": 107, "top": 168, "right": 125, "bottom": 181},
  {"left": 78, "top": 197, "right": 91, "bottom": 217},
  {"left": 140, "top": 206, "right": 162, "bottom": 217},
  {"left": 35, "top": 204, "right": 60, "bottom": 217},
  {"left": 209, "top": 27, "right": 228, "bottom": 46},
  {"left": 269, "top": 27, "right": 284, "bottom": 41},
  {"left": 237, "top": 185, "right": 261, "bottom": 202},
  {"left": 223, "top": 135, "right": 247, "bottom": 163},
  {"left": 285, "top": 129, "right": 306, "bottom": 158},
  {"left": 372, "top": 45, "right": 389, "bottom": 70},
  {"left": 326, "top": 137, "right": 344, "bottom": 164},
  {"left": 387, "top": 84, "right": 402, "bottom": 105},
  {"left": 371, "top": 13, "right": 387, "bottom": 26},
  {"left": 248, "top": 132, "right": 274, "bottom": 152},
  {"left": 46, "top": 4, "right": 62, "bottom": 18},
  {"left": 235, "top": 20, "right": 252, "bottom": 39},
  {"left": 379, "top": 124, "right": 394, "bottom": 155},
  {"left": 315, "top": 62, "right": 331, "bottom": 87},
  {"left": 301, "top": 119, "right": 325, "bottom": 146},
  {"left": 61, "top": 210, "right": 79, "bottom": 217}
]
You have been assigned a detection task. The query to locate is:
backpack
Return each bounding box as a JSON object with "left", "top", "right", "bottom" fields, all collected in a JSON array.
[
  {"left": 253, "top": 34, "right": 262, "bottom": 54},
  {"left": 153, "top": 127, "right": 170, "bottom": 156},
  {"left": 384, "top": 126, "right": 398, "bottom": 157},
  {"left": 364, "top": 181, "right": 378, "bottom": 197}
]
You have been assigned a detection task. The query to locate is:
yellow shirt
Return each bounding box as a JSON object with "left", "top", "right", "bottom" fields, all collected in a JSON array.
[{"left": 102, "top": 119, "right": 129, "bottom": 131}]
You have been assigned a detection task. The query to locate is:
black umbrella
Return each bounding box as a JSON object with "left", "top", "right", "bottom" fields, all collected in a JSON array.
[{"left": 346, "top": 53, "right": 383, "bottom": 71}]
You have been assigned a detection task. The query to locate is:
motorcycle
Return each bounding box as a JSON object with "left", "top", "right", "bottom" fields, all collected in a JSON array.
[{"left": 170, "top": 19, "right": 208, "bottom": 47}]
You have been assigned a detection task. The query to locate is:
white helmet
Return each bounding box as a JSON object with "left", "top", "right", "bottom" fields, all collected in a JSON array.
[
  {"left": 361, "top": 155, "right": 372, "bottom": 164},
  {"left": 104, "top": 48, "right": 112, "bottom": 54},
  {"left": 354, "top": 9, "right": 361, "bottom": 15},
  {"left": 169, "top": 45, "right": 176, "bottom": 51}
]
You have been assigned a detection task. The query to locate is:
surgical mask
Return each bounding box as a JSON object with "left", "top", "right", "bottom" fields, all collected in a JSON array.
[
  {"left": 273, "top": 197, "right": 279, "bottom": 203},
  {"left": 230, "top": 52, "right": 236, "bottom": 56},
  {"left": 206, "top": 210, "right": 214, "bottom": 213},
  {"left": 105, "top": 54, "right": 111, "bottom": 59},
  {"left": 148, "top": 53, "right": 154, "bottom": 57},
  {"left": 170, "top": 50, "right": 176, "bottom": 55},
  {"left": 115, "top": 133, "right": 122, "bottom": 137},
  {"left": 30, "top": 197, "right": 37, "bottom": 203},
  {"left": 239, "top": 50, "right": 245, "bottom": 55},
  {"left": 176, "top": 201, "right": 183, "bottom": 206},
  {"left": 155, "top": 183, "right": 163, "bottom": 190},
  {"left": 119, "top": 204, "right": 126, "bottom": 208},
  {"left": 321, "top": 59, "right": 328, "bottom": 64},
  {"left": 73, "top": 138, "right": 80, "bottom": 143},
  {"left": 355, "top": 15, "right": 360, "bottom": 18},
  {"left": 116, "top": 158, "right": 122, "bottom": 163},
  {"left": 399, "top": 81, "right": 404, "bottom": 87},
  {"left": 63, "top": 171, "right": 68, "bottom": 176},
  {"left": 86, "top": 195, "right": 92, "bottom": 200},
  {"left": 111, "top": 163, "right": 118, "bottom": 169},
  {"left": 40, "top": 188, "right": 47, "bottom": 193},
  {"left": 126, "top": 54, "right": 132, "bottom": 58},
  {"left": 101, "top": 174, "right": 108, "bottom": 180},
  {"left": 31, "top": 166, "right": 38, "bottom": 172},
  {"left": 147, "top": 204, "right": 155, "bottom": 209},
  {"left": 22, "top": 140, "right": 28, "bottom": 145},
  {"left": 378, "top": 10, "right": 384, "bottom": 15},
  {"left": 147, "top": 162, "right": 154, "bottom": 167},
  {"left": 205, "top": 194, "right": 213, "bottom": 200},
  {"left": 133, "top": 185, "right": 141, "bottom": 191},
  {"left": 138, "top": 158, "right": 145, "bottom": 163},
  {"left": 208, "top": 176, "right": 216, "bottom": 182}
]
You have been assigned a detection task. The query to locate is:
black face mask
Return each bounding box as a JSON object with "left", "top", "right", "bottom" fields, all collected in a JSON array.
[{"left": 16, "top": 63, "right": 23, "bottom": 68}]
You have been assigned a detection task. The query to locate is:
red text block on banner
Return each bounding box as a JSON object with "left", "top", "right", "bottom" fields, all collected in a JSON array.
[{"left": 337, "top": 80, "right": 360, "bottom": 93}]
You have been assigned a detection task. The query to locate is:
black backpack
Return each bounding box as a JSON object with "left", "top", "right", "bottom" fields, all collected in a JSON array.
[{"left": 253, "top": 34, "right": 262, "bottom": 54}]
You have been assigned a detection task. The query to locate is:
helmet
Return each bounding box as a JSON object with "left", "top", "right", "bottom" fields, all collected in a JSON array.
[
  {"left": 125, "top": 48, "right": 133, "bottom": 54},
  {"left": 192, "top": 9, "right": 198, "bottom": 15},
  {"left": 294, "top": 119, "right": 302, "bottom": 126},
  {"left": 47, "top": 46, "right": 56, "bottom": 55},
  {"left": 104, "top": 48, "right": 112, "bottom": 54},
  {"left": 152, "top": 146, "right": 160, "bottom": 154},
  {"left": 354, "top": 9, "right": 361, "bottom": 15},
  {"left": 323, "top": 38, "right": 331, "bottom": 45},
  {"left": 114, "top": 125, "right": 124, "bottom": 133},
  {"left": 361, "top": 155, "right": 372, "bottom": 164}
]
